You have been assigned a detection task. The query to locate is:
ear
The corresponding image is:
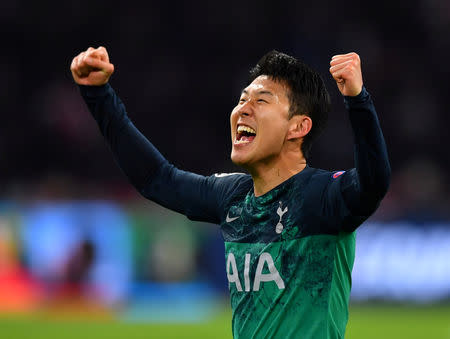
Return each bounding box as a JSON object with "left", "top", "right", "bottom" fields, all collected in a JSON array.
[{"left": 286, "top": 115, "right": 312, "bottom": 141}]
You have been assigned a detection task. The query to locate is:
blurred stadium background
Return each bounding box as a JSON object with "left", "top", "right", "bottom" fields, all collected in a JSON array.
[{"left": 1, "top": 0, "right": 450, "bottom": 338}]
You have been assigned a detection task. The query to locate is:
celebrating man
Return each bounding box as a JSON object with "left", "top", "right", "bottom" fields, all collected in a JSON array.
[{"left": 71, "top": 47, "right": 390, "bottom": 338}]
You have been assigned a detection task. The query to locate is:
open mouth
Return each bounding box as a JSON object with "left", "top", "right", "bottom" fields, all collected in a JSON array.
[{"left": 235, "top": 125, "right": 256, "bottom": 144}]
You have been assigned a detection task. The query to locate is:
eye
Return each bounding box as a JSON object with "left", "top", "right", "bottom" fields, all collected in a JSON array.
[
  {"left": 239, "top": 98, "right": 247, "bottom": 104},
  {"left": 257, "top": 99, "right": 268, "bottom": 103}
]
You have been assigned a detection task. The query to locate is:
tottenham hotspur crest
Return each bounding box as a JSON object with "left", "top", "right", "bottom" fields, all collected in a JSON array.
[{"left": 275, "top": 201, "right": 288, "bottom": 234}]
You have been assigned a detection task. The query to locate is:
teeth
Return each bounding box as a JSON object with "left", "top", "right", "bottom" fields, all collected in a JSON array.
[
  {"left": 234, "top": 139, "right": 251, "bottom": 144},
  {"left": 237, "top": 125, "right": 256, "bottom": 134}
]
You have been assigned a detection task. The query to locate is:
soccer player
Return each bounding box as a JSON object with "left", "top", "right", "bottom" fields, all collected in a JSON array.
[{"left": 71, "top": 47, "right": 390, "bottom": 338}]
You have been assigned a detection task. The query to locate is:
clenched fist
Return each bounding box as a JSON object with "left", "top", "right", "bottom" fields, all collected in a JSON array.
[
  {"left": 70, "top": 46, "right": 114, "bottom": 86},
  {"left": 329, "top": 52, "right": 363, "bottom": 97}
]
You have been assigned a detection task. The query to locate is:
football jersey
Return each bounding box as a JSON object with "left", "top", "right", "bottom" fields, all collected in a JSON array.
[{"left": 217, "top": 167, "right": 365, "bottom": 338}]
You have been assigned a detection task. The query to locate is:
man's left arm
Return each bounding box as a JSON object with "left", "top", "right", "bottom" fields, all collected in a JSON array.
[{"left": 329, "top": 53, "right": 391, "bottom": 218}]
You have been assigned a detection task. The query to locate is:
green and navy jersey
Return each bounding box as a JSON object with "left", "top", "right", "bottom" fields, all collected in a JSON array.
[
  {"left": 218, "top": 168, "right": 363, "bottom": 338},
  {"left": 80, "top": 84, "right": 390, "bottom": 339}
]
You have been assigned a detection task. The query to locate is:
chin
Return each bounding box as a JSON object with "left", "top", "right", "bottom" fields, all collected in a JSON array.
[{"left": 231, "top": 151, "right": 249, "bottom": 167}]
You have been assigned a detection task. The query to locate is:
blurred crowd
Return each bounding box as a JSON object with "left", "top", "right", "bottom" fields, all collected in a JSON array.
[
  {"left": 1, "top": 0, "right": 450, "bottom": 221},
  {"left": 0, "top": 200, "right": 226, "bottom": 314}
]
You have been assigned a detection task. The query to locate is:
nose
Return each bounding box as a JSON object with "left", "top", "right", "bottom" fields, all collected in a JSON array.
[{"left": 236, "top": 100, "right": 253, "bottom": 117}]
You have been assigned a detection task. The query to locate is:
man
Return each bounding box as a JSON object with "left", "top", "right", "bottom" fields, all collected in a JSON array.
[{"left": 71, "top": 47, "right": 390, "bottom": 338}]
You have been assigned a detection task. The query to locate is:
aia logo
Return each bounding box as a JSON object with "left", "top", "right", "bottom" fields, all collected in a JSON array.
[{"left": 332, "top": 171, "right": 345, "bottom": 179}]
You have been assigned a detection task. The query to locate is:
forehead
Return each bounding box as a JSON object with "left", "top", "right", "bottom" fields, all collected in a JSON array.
[{"left": 242, "top": 75, "right": 289, "bottom": 97}]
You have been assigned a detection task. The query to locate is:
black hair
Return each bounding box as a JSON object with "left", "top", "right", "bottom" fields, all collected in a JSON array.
[{"left": 248, "top": 50, "right": 331, "bottom": 161}]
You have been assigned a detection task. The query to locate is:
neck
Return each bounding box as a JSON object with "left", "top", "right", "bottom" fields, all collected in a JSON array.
[{"left": 248, "top": 153, "right": 307, "bottom": 197}]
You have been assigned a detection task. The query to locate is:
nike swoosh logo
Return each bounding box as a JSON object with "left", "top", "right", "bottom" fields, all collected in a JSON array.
[
  {"left": 214, "top": 172, "right": 243, "bottom": 178},
  {"left": 226, "top": 214, "right": 240, "bottom": 223}
]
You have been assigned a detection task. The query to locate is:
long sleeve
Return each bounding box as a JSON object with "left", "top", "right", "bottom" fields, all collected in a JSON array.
[
  {"left": 327, "top": 87, "right": 391, "bottom": 226},
  {"left": 79, "top": 83, "right": 245, "bottom": 224}
]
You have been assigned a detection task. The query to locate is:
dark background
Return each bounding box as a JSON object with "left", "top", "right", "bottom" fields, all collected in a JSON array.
[{"left": 1, "top": 0, "right": 449, "bottom": 220}]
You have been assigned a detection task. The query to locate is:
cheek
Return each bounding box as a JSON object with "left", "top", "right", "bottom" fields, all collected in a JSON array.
[
  {"left": 230, "top": 110, "right": 238, "bottom": 137},
  {"left": 260, "top": 120, "right": 288, "bottom": 145},
  {"left": 230, "top": 109, "right": 238, "bottom": 125}
]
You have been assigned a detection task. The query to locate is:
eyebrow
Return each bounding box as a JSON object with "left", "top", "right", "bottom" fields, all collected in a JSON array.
[{"left": 241, "top": 89, "right": 274, "bottom": 96}]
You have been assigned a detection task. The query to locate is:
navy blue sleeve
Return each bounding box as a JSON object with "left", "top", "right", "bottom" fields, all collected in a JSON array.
[
  {"left": 79, "top": 83, "right": 243, "bottom": 224},
  {"left": 327, "top": 87, "right": 391, "bottom": 230}
]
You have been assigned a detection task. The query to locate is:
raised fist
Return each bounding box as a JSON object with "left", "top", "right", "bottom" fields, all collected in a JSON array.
[
  {"left": 329, "top": 52, "right": 363, "bottom": 97},
  {"left": 70, "top": 46, "right": 114, "bottom": 86}
]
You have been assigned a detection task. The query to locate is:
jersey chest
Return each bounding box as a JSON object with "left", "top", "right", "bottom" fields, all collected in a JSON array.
[
  {"left": 220, "top": 196, "right": 306, "bottom": 293},
  {"left": 221, "top": 196, "right": 304, "bottom": 243},
  {"left": 220, "top": 188, "right": 339, "bottom": 295}
]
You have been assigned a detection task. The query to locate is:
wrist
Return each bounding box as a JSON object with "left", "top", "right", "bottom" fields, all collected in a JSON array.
[
  {"left": 344, "top": 86, "right": 369, "bottom": 104},
  {"left": 78, "top": 83, "right": 112, "bottom": 98}
]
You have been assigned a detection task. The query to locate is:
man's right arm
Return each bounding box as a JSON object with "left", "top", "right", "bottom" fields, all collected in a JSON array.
[
  {"left": 81, "top": 84, "right": 166, "bottom": 192},
  {"left": 71, "top": 47, "right": 240, "bottom": 224}
]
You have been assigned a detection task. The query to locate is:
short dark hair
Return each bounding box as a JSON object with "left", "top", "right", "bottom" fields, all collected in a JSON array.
[{"left": 248, "top": 50, "right": 331, "bottom": 160}]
